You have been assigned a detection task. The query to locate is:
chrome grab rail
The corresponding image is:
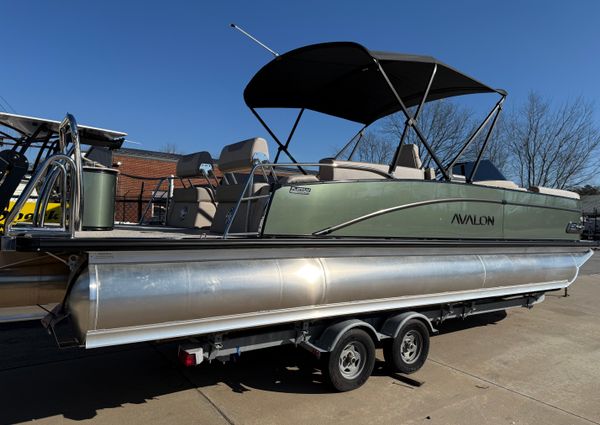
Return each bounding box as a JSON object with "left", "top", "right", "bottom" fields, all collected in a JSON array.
[
  {"left": 3, "top": 114, "right": 84, "bottom": 238},
  {"left": 222, "top": 161, "right": 394, "bottom": 239},
  {"left": 34, "top": 162, "right": 68, "bottom": 228},
  {"left": 59, "top": 114, "right": 84, "bottom": 231},
  {"left": 3, "top": 154, "right": 78, "bottom": 237}
]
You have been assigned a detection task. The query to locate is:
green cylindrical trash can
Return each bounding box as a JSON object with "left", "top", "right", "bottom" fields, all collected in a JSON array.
[{"left": 82, "top": 166, "right": 118, "bottom": 230}]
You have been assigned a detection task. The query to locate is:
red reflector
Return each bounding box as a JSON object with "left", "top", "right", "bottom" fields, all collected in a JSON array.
[{"left": 178, "top": 348, "right": 196, "bottom": 367}]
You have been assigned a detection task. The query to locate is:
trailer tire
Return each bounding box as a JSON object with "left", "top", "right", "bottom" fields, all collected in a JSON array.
[
  {"left": 383, "top": 319, "right": 429, "bottom": 374},
  {"left": 322, "top": 328, "right": 376, "bottom": 392}
]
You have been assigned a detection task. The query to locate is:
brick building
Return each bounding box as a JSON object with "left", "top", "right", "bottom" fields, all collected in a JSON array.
[{"left": 109, "top": 148, "right": 220, "bottom": 223}]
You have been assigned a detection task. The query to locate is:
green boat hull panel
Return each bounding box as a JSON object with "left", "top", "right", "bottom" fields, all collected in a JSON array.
[{"left": 263, "top": 180, "right": 580, "bottom": 240}]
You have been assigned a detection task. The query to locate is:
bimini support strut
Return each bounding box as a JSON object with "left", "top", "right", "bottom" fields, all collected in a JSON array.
[
  {"left": 374, "top": 59, "right": 450, "bottom": 180},
  {"left": 249, "top": 108, "right": 307, "bottom": 175},
  {"left": 388, "top": 63, "right": 438, "bottom": 174},
  {"left": 445, "top": 95, "right": 506, "bottom": 180}
]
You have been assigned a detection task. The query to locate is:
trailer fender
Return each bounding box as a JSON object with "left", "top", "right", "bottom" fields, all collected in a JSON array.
[
  {"left": 380, "top": 312, "right": 436, "bottom": 339},
  {"left": 315, "top": 319, "right": 380, "bottom": 352}
]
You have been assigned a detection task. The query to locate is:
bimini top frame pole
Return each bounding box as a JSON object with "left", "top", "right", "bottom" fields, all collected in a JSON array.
[
  {"left": 387, "top": 64, "right": 437, "bottom": 174},
  {"left": 374, "top": 59, "right": 450, "bottom": 180}
]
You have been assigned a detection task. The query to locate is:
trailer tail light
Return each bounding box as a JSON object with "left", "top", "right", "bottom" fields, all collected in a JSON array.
[{"left": 178, "top": 346, "right": 204, "bottom": 367}]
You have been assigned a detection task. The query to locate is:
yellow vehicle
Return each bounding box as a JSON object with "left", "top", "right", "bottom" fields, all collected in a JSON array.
[{"left": 0, "top": 201, "right": 61, "bottom": 228}]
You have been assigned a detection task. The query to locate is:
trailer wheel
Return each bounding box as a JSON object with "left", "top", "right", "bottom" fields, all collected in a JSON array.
[
  {"left": 383, "top": 319, "right": 429, "bottom": 374},
  {"left": 322, "top": 328, "right": 376, "bottom": 392}
]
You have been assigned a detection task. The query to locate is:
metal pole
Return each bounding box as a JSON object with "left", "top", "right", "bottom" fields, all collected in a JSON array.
[
  {"left": 274, "top": 108, "right": 304, "bottom": 163},
  {"left": 230, "top": 24, "right": 279, "bottom": 57},
  {"left": 59, "top": 114, "right": 84, "bottom": 231},
  {"left": 348, "top": 130, "right": 365, "bottom": 161},
  {"left": 446, "top": 96, "right": 505, "bottom": 177},
  {"left": 374, "top": 59, "right": 450, "bottom": 180},
  {"left": 334, "top": 124, "right": 367, "bottom": 160},
  {"left": 388, "top": 64, "right": 438, "bottom": 173},
  {"left": 467, "top": 99, "right": 504, "bottom": 183},
  {"left": 250, "top": 108, "right": 307, "bottom": 174}
]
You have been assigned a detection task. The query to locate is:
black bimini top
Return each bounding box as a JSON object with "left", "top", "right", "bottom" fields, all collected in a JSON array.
[{"left": 244, "top": 42, "right": 504, "bottom": 125}]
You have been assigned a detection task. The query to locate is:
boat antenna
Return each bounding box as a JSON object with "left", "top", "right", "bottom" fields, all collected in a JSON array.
[{"left": 230, "top": 23, "right": 279, "bottom": 57}]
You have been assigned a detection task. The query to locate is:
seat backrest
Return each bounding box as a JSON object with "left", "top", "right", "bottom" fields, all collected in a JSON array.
[
  {"left": 166, "top": 151, "right": 217, "bottom": 229},
  {"left": 396, "top": 144, "right": 422, "bottom": 169},
  {"left": 319, "top": 159, "right": 392, "bottom": 181},
  {"left": 319, "top": 159, "right": 424, "bottom": 181},
  {"left": 211, "top": 138, "right": 271, "bottom": 234},
  {"left": 529, "top": 186, "right": 580, "bottom": 199},
  {"left": 217, "top": 137, "right": 269, "bottom": 173},
  {"left": 175, "top": 151, "right": 214, "bottom": 178}
]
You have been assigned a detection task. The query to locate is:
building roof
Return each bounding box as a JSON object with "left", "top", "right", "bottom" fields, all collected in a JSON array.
[
  {"left": 113, "top": 147, "right": 182, "bottom": 162},
  {"left": 581, "top": 195, "right": 600, "bottom": 214}
]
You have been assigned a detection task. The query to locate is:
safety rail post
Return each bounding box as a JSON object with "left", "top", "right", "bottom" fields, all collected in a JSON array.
[
  {"left": 3, "top": 154, "right": 78, "bottom": 237},
  {"left": 58, "top": 114, "right": 84, "bottom": 231}
]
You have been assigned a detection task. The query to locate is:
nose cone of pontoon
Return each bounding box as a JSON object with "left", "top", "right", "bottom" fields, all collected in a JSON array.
[{"left": 67, "top": 270, "right": 93, "bottom": 344}]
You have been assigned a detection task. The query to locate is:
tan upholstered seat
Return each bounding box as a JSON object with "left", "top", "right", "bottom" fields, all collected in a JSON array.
[
  {"left": 175, "top": 151, "right": 214, "bottom": 178},
  {"left": 396, "top": 144, "right": 422, "bottom": 168},
  {"left": 211, "top": 138, "right": 271, "bottom": 234},
  {"left": 319, "top": 159, "right": 424, "bottom": 180},
  {"left": 474, "top": 180, "right": 527, "bottom": 191},
  {"left": 166, "top": 151, "right": 217, "bottom": 229},
  {"left": 166, "top": 187, "right": 217, "bottom": 228},
  {"left": 529, "top": 186, "right": 580, "bottom": 199},
  {"left": 278, "top": 174, "right": 319, "bottom": 185}
]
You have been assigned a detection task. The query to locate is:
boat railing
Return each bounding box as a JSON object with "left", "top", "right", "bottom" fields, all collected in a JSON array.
[
  {"left": 222, "top": 161, "right": 394, "bottom": 239},
  {"left": 2, "top": 114, "right": 83, "bottom": 238}
]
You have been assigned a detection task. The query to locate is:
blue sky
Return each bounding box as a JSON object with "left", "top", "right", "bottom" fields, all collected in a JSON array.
[{"left": 2, "top": 1, "right": 600, "bottom": 162}]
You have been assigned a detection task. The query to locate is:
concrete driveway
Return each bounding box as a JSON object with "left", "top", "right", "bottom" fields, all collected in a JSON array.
[{"left": 1, "top": 254, "right": 599, "bottom": 425}]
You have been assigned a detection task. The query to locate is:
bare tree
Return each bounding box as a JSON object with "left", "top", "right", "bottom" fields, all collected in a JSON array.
[
  {"left": 500, "top": 93, "right": 600, "bottom": 189},
  {"left": 350, "top": 131, "right": 395, "bottom": 164},
  {"left": 159, "top": 142, "right": 181, "bottom": 154},
  {"left": 383, "top": 101, "right": 476, "bottom": 168}
]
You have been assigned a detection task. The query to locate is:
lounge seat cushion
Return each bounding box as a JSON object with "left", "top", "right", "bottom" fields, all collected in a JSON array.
[
  {"left": 278, "top": 174, "right": 319, "bottom": 185},
  {"left": 474, "top": 180, "right": 527, "bottom": 191},
  {"left": 529, "top": 186, "right": 580, "bottom": 199}
]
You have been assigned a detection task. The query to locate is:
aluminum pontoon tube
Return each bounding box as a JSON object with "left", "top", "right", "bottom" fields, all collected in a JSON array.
[
  {"left": 68, "top": 249, "right": 593, "bottom": 348},
  {"left": 0, "top": 252, "right": 69, "bottom": 308}
]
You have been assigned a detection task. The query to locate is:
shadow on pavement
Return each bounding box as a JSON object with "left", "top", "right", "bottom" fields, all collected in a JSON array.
[{"left": 0, "top": 311, "right": 507, "bottom": 423}]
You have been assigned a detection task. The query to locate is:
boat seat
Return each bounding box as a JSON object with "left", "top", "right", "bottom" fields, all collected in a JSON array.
[
  {"left": 395, "top": 144, "right": 422, "bottom": 168},
  {"left": 529, "top": 186, "right": 580, "bottom": 200},
  {"left": 211, "top": 137, "right": 271, "bottom": 234},
  {"left": 474, "top": 180, "right": 527, "bottom": 191},
  {"left": 166, "top": 151, "right": 217, "bottom": 229},
  {"left": 278, "top": 174, "right": 319, "bottom": 185},
  {"left": 319, "top": 158, "right": 424, "bottom": 180}
]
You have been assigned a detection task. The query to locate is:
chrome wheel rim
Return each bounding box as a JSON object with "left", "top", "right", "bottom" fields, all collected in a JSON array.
[
  {"left": 400, "top": 330, "right": 422, "bottom": 364},
  {"left": 338, "top": 342, "right": 365, "bottom": 379}
]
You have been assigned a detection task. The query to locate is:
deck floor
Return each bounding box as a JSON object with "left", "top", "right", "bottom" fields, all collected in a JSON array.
[{"left": 76, "top": 224, "right": 217, "bottom": 239}]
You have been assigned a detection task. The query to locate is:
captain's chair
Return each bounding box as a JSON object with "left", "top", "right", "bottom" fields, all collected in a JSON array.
[
  {"left": 210, "top": 138, "right": 271, "bottom": 234},
  {"left": 166, "top": 151, "right": 217, "bottom": 229}
]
